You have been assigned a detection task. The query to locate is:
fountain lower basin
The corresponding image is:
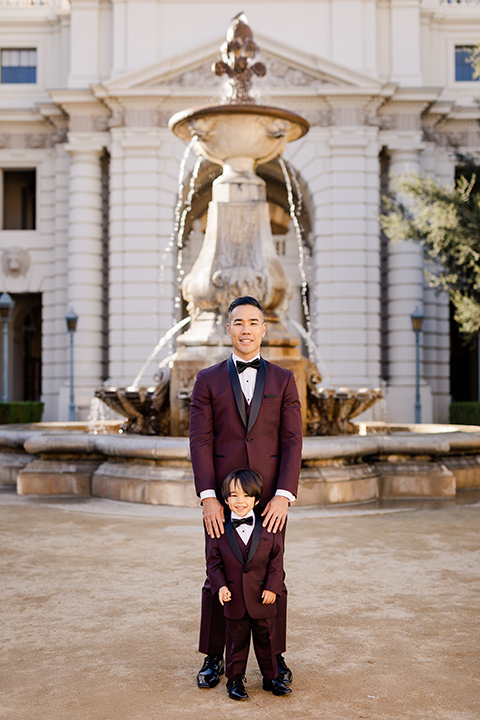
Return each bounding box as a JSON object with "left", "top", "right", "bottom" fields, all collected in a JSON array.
[{"left": 2, "top": 422, "right": 480, "bottom": 507}]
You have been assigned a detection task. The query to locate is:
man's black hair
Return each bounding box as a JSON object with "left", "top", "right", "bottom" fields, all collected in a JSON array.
[
  {"left": 221, "top": 467, "right": 263, "bottom": 503},
  {"left": 227, "top": 296, "right": 264, "bottom": 318}
]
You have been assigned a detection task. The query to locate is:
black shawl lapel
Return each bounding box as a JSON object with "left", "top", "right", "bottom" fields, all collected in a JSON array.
[
  {"left": 247, "top": 357, "right": 266, "bottom": 433},
  {"left": 245, "top": 516, "right": 262, "bottom": 565},
  {"left": 225, "top": 518, "right": 245, "bottom": 565},
  {"left": 227, "top": 356, "right": 247, "bottom": 427}
]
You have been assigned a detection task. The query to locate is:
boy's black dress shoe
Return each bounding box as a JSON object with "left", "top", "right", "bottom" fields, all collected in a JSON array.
[
  {"left": 197, "top": 654, "right": 224, "bottom": 688},
  {"left": 226, "top": 676, "right": 248, "bottom": 700},
  {"left": 276, "top": 654, "right": 292, "bottom": 684},
  {"left": 262, "top": 677, "right": 292, "bottom": 696}
]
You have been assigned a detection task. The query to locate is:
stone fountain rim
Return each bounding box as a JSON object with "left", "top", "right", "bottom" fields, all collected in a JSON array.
[
  {"left": 2, "top": 422, "right": 480, "bottom": 460},
  {"left": 169, "top": 103, "right": 310, "bottom": 141}
]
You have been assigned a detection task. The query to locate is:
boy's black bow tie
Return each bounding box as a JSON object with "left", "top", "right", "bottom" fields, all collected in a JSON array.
[
  {"left": 232, "top": 517, "right": 254, "bottom": 528},
  {"left": 236, "top": 358, "right": 261, "bottom": 374}
]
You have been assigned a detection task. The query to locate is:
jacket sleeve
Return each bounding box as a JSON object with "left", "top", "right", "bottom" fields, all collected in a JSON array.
[
  {"left": 263, "top": 531, "right": 285, "bottom": 596},
  {"left": 189, "top": 370, "right": 217, "bottom": 497},
  {"left": 206, "top": 537, "right": 228, "bottom": 595},
  {"left": 276, "top": 371, "right": 303, "bottom": 498}
]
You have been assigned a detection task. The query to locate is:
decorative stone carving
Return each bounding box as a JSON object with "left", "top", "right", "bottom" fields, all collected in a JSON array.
[
  {"left": 50, "top": 128, "right": 68, "bottom": 145},
  {"left": 2, "top": 247, "right": 31, "bottom": 278},
  {"left": 93, "top": 116, "right": 110, "bottom": 132},
  {"left": 302, "top": 109, "right": 332, "bottom": 127},
  {"left": 212, "top": 267, "right": 267, "bottom": 314},
  {"left": 165, "top": 60, "right": 222, "bottom": 89},
  {"left": 261, "top": 52, "right": 331, "bottom": 89},
  {"left": 26, "top": 134, "right": 47, "bottom": 149}
]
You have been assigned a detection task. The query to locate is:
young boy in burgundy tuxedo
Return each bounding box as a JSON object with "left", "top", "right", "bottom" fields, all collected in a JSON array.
[
  {"left": 190, "top": 296, "right": 303, "bottom": 690},
  {"left": 206, "top": 468, "right": 292, "bottom": 701}
]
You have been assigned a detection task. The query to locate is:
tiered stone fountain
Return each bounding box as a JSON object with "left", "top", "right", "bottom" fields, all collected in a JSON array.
[
  {"left": 96, "top": 13, "right": 382, "bottom": 438},
  {"left": 1, "top": 16, "right": 479, "bottom": 507}
]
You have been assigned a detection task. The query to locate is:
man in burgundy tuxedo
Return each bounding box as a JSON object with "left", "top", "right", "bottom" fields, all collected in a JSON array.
[{"left": 189, "top": 296, "right": 303, "bottom": 689}]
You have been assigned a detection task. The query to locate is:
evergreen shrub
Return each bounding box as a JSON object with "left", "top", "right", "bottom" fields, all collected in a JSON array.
[
  {"left": 0, "top": 401, "right": 44, "bottom": 424},
  {"left": 449, "top": 402, "right": 480, "bottom": 427}
]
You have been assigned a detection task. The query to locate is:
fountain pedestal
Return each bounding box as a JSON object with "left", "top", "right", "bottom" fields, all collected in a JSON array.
[{"left": 168, "top": 99, "right": 310, "bottom": 436}]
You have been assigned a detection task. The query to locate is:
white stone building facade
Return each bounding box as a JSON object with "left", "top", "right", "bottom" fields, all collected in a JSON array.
[{"left": 1, "top": 0, "right": 479, "bottom": 424}]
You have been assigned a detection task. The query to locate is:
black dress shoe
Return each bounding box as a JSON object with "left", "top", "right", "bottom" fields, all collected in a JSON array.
[
  {"left": 197, "top": 654, "right": 224, "bottom": 688},
  {"left": 276, "top": 653, "right": 292, "bottom": 684},
  {"left": 263, "top": 676, "right": 292, "bottom": 696},
  {"left": 226, "top": 676, "right": 248, "bottom": 701}
]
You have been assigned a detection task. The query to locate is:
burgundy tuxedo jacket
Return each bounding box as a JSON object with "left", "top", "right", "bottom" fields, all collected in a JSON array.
[
  {"left": 189, "top": 356, "right": 303, "bottom": 507},
  {"left": 206, "top": 517, "right": 284, "bottom": 620}
]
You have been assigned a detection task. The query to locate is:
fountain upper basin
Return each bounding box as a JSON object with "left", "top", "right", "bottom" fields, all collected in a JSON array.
[{"left": 169, "top": 103, "right": 310, "bottom": 169}]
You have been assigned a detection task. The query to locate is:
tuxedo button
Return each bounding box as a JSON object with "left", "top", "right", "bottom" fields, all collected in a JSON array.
[
  {"left": 243, "top": 568, "right": 249, "bottom": 573},
  {"left": 246, "top": 437, "right": 252, "bottom": 442}
]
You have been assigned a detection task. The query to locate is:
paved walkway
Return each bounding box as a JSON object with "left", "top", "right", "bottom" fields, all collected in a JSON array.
[{"left": 1, "top": 491, "right": 479, "bottom": 720}]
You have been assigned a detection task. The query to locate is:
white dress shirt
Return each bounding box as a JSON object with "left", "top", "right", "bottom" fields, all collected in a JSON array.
[
  {"left": 231, "top": 509, "right": 255, "bottom": 545},
  {"left": 199, "top": 353, "right": 296, "bottom": 504},
  {"left": 232, "top": 351, "right": 259, "bottom": 405}
]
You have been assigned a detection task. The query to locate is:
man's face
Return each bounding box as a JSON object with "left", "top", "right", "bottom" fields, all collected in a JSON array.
[{"left": 227, "top": 304, "right": 266, "bottom": 361}]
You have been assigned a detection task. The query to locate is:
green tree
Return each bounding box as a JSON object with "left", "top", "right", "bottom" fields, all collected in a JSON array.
[{"left": 380, "top": 168, "right": 480, "bottom": 337}]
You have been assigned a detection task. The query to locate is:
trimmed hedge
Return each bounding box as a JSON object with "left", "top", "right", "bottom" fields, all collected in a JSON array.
[
  {"left": 449, "top": 402, "right": 480, "bottom": 427},
  {"left": 0, "top": 401, "right": 44, "bottom": 424}
]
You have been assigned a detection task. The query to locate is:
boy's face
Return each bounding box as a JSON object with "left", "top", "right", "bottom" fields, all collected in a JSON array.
[
  {"left": 225, "top": 479, "right": 257, "bottom": 517},
  {"left": 227, "top": 304, "right": 266, "bottom": 361}
]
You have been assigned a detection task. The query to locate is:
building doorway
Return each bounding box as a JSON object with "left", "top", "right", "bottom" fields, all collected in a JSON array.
[{"left": 0, "top": 292, "right": 42, "bottom": 401}]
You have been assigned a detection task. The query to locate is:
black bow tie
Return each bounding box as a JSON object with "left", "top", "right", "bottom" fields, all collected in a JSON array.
[
  {"left": 236, "top": 358, "right": 261, "bottom": 374},
  {"left": 232, "top": 516, "right": 254, "bottom": 529}
]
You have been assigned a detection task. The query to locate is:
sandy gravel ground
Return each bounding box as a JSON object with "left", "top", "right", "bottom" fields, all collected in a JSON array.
[{"left": 1, "top": 492, "right": 479, "bottom": 720}]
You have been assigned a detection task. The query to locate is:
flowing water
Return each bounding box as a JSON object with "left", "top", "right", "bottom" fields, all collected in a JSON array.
[
  {"left": 87, "top": 396, "right": 117, "bottom": 434},
  {"left": 287, "top": 317, "right": 331, "bottom": 386},
  {"left": 131, "top": 315, "right": 191, "bottom": 389},
  {"left": 279, "top": 158, "right": 312, "bottom": 335},
  {"left": 174, "top": 154, "right": 203, "bottom": 316}
]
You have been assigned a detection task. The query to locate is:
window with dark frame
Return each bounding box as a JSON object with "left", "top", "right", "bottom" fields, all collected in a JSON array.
[
  {"left": 3, "top": 169, "right": 36, "bottom": 230},
  {"left": 1, "top": 49, "right": 37, "bottom": 84},
  {"left": 455, "top": 46, "right": 478, "bottom": 82}
]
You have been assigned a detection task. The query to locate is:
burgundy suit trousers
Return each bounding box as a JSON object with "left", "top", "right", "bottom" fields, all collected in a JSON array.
[{"left": 225, "top": 613, "right": 277, "bottom": 680}]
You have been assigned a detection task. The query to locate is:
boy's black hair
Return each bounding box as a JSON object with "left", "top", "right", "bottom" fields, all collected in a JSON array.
[
  {"left": 227, "top": 296, "right": 264, "bottom": 319},
  {"left": 221, "top": 467, "right": 263, "bottom": 503}
]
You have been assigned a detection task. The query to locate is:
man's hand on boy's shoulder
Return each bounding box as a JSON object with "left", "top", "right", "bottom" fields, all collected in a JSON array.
[
  {"left": 202, "top": 496, "right": 225, "bottom": 538},
  {"left": 261, "top": 495, "right": 289, "bottom": 533}
]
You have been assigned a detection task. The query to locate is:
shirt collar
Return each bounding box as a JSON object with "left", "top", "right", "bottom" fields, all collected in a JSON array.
[
  {"left": 230, "top": 509, "right": 255, "bottom": 522},
  {"left": 231, "top": 352, "right": 261, "bottom": 365}
]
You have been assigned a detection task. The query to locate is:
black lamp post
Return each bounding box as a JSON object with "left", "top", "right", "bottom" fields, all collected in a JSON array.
[
  {"left": 65, "top": 308, "right": 78, "bottom": 422},
  {"left": 410, "top": 306, "right": 424, "bottom": 424},
  {"left": 0, "top": 292, "right": 15, "bottom": 403}
]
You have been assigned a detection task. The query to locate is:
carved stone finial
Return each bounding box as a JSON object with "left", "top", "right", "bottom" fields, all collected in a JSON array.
[{"left": 212, "top": 13, "right": 266, "bottom": 103}]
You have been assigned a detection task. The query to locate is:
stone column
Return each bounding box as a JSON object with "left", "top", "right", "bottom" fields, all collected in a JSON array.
[
  {"left": 108, "top": 126, "right": 171, "bottom": 388},
  {"left": 64, "top": 142, "right": 104, "bottom": 419},
  {"left": 385, "top": 146, "right": 432, "bottom": 422},
  {"left": 309, "top": 121, "right": 382, "bottom": 390}
]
